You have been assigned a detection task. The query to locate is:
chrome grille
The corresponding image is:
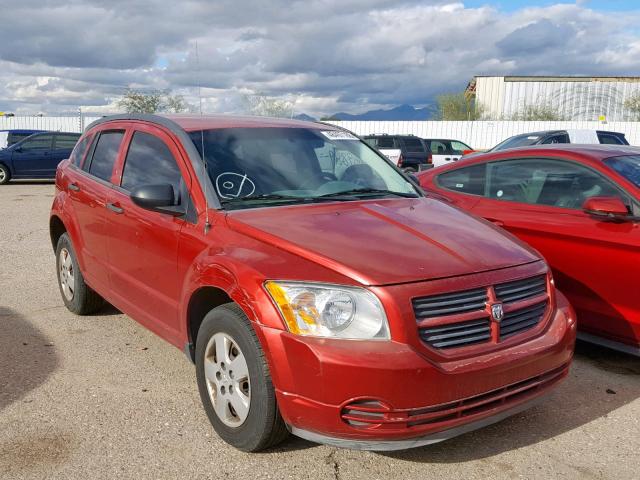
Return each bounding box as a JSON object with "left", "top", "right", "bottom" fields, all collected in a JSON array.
[
  {"left": 495, "top": 275, "right": 546, "bottom": 303},
  {"left": 412, "top": 288, "right": 487, "bottom": 319},
  {"left": 500, "top": 302, "right": 548, "bottom": 340}
]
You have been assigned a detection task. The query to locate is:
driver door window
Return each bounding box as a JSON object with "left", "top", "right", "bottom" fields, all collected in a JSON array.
[
  {"left": 486, "top": 159, "right": 625, "bottom": 210},
  {"left": 121, "top": 131, "right": 184, "bottom": 197},
  {"left": 20, "top": 134, "right": 54, "bottom": 151}
]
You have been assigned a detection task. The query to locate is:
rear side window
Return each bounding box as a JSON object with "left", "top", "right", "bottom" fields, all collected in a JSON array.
[
  {"left": 402, "top": 137, "right": 425, "bottom": 153},
  {"left": 121, "top": 132, "right": 183, "bottom": 194},
  {"left": 69, "top": 135, "right": 92, "bottom": 166},
  {"left": 54, "top": 134, "right": 81, "bottom": 149},
  {"left": 437, "top": 164, "right": 486, "bottom": 196},
  {"left": 429, "top": 140, "right": 451, "bottom": 155},
  {"left": 376, "top": 137, "right": 395, "bottom": 148},
  {"left": 85, "top": 131, "right": 124, "bottom": 182},
  {"left": 598, "top": 133, "right": 625, "bottom": 145}
]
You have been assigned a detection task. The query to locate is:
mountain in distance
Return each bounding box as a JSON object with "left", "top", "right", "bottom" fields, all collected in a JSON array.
[
  {"left": 327, "top": 104, "right": 434, "bottom": 121},
  {"left": 293, "top": 113, "right": 316, "bottom": 121}
]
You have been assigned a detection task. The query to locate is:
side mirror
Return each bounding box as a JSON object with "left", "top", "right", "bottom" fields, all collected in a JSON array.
[
  {"left": 407, "top": 172, "right": 420, "bottom": 184},
  {"left": 582, "top": 196, "right": 629, "bottom": 220},
  {"left": 462, "top": 149, "right": 475, "bottom": 156},
  {"left": 13, "top": 146, "right": 22, "bottom": 153},
  {"left": 130, "top": 184, "right": 184, "bottom": 216}
]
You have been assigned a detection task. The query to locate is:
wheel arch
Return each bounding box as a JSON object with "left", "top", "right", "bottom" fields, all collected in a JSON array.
[
  {"left": 185, "top": 286, "right": 234, "bottom": 362},
  {"left": 49, "top": 215, "right": 67, "bottom": 252}
]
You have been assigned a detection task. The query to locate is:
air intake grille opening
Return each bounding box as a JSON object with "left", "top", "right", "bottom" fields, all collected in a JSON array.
[
  {"left": 495, "top": 275, "right": 546, "bottom": 303},
  {"left": 413, "top": 274, "right": 549, "bottom": 351},
  {"left": 419, "top": 319, "right": 491, "bottom": 349},
  {"left": 500, "top": 302, "right": 548, "bottom": 340},
  {"left": 412, "top": 288, "right": 487, "bottom": 319}
]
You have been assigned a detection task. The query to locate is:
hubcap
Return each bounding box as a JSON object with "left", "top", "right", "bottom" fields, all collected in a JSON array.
[
  {"left": 58, "top": 248, "right": 75, "bottom": 301},
  {"left": 0, "top": 169, "right": 5, "bottom": 182},
  {"left": 204, "top": 332, "right": 251, "bottom": 427}
]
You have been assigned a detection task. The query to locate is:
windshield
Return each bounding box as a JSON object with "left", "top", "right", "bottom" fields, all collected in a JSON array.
[
  {"left": 189, "top": 127, "right": 419, "bottom": 209},
  {"left": 604, "top": 155, "right": 640, "bottom": 188},
  {"left": 491, "top": 134, "right": 541, "bottom": 152}
]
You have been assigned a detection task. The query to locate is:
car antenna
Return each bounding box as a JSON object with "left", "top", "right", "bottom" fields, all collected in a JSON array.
[{"left": 195, "top": 41, "right": 212, "bottom": 234}]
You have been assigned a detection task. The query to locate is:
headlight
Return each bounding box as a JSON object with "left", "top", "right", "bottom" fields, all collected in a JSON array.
[{"left": 264, "top": 281, "right": 390, "bottom": 340}]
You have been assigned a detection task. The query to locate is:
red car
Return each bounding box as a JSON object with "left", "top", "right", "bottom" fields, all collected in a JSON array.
[
  {"left": 50, "top": 114, "right": 575, "bottom": 452},
  {"left": 419, "top": 144, "right": 639, "bottom": 355}
]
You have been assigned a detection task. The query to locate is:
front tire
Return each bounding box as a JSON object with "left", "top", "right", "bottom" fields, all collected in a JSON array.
[
  {"left": 0, "top": 164, "right": 10, "bottom": 185},
  {"left": 195, "top": 304, "right": 288, "bottom": 451},
  {"left": 55, "top": 233, "right": 104, "bottom": 315}
]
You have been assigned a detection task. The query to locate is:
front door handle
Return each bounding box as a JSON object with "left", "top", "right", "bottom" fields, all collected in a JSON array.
[
  {"left": 68, "top": 183, "right": 80, "bottom": 192},
  {"left": 106, "top": 202, "right": 124, "bottom": 214}
]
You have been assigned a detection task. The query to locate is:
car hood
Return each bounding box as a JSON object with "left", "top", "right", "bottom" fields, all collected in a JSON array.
[{"left": 225, "top": 198, "right": 540, "bottom": 286}]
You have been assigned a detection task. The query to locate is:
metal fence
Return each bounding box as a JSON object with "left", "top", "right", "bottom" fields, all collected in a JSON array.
[
  {"left": 328, "top": 120, "right": 640, "bottom": 149},
  {"left": 2, "top": 115, "right": 640, "bottom": 149}
]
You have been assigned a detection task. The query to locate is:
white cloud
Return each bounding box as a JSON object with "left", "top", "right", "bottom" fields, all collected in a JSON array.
[{"left": 0, "top": 1, "right": 639, "bottom": 116}]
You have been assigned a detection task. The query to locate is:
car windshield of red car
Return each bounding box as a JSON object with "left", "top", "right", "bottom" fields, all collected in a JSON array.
[
  {"left": 604, "top": 155, "right": 640, "bottom": 188},
  {"left": 189, "top": 127, "right": 418, "bottom": 208}
]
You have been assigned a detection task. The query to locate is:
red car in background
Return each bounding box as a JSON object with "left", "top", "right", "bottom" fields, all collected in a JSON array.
[{"left": 418, "top": 145, "right": 640, "bottom": 355}]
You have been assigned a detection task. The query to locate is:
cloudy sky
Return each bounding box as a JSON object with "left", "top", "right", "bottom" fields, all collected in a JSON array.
[{"left": 1, "top": 0, "right": 640, "bottom": 116}]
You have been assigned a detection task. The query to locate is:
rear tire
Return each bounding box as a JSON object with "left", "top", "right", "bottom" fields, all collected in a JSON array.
[
  {"left": 0, "top": 164, "right": 10, "bottom": 185},
  {"left": 195, "top": 303, "right": 289, "bottom": 452},
  {"left": 55, "top": 233, "right": 104, "bottom": 315}
]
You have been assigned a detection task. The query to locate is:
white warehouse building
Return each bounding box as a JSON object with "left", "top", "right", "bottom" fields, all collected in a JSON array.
[{"left": 467, "top": 76, "right": 640, "bottom": 121}]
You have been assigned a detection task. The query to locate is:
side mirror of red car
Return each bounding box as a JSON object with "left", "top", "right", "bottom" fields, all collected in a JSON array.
[
  {"left": 130, "top": 183, "right": 185, "bottom": 217},
  {"left": 462, "top": 149, "right": 475, "bottom": 156},
  {"left": 582, "top": 196, "right": 630, "bottom": 220}
]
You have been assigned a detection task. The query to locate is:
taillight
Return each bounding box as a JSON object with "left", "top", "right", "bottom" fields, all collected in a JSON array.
[
  {"left": 426, "top": 152, "right": 433, "bottom": 164},
  {"left": 397, "top": 153, "right": 404, "bottom": 167}
]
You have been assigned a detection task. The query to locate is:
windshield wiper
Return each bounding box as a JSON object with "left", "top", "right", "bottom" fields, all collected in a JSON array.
[
  {"left": 319, "top": 188, "right": 419, "bottom": 198},
  {"left": 221, "top": 194, "right": 301, "bottom": 203},
  {"left": 220, "top": 193, "right": 356, "bottom": 206}
]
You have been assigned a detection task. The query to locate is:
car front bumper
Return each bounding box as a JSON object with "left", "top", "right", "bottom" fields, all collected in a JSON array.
[{"left": 260, "top": 291, "right": 576, "bottom": 450}]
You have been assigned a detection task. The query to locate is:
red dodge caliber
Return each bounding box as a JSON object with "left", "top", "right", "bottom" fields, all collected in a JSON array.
[
  {"left": 419, "top": 145, "right": 640, "bottom": 355},
  {"left": 50, "top": 115, "right": 576, "bottom": 452}
]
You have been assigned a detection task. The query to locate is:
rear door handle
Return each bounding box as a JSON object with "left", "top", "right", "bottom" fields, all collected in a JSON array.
[
  {"left": 106, "top": 202, "right": 124, "bottom": 214},
  {"left": 68, "top": 183, "right": 80, "bottom": 192}
]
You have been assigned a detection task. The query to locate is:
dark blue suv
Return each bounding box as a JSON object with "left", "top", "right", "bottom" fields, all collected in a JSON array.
[{"left": 0, "top": 131, "right": 80, "bottom": 184}]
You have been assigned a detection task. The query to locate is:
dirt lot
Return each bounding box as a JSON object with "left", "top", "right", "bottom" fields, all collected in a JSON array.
[{"left": 0, "top": 182, "right": 638, "bottom": 480}]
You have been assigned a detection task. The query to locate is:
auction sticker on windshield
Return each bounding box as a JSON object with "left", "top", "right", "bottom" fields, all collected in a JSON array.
[{"left": 320, "top": 130, "right": 359, "bottom": 141}]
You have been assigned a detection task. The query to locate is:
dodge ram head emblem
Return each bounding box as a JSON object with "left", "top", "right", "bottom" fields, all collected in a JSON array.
[{"left": 491, "top": 303, "right": 504, "bottom": 322}]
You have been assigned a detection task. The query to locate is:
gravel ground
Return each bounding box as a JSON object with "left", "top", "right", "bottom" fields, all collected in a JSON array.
[{"left": 0, "top": 182, "right": 638, "bottom": 480}]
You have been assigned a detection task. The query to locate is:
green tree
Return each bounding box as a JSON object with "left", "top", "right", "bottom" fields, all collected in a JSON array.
[
  {"left": 116, "top": 89, "right": 191, "bottom": 114},
  {"left": 242, "top": 93, "right": 294, "bottom": 118},
  {"left": 510, "top": 102, "right": 566, "bottom": 121},
  {"left": 624, "top": 93, "right": 640, "bottom": 120},
  {"left": 435, "top": 92, "right": 484, "bottom": 120}
]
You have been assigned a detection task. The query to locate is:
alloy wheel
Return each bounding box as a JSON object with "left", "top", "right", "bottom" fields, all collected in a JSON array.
[
  {"left": 59, "top": 248, "right": 75, "bottom": 301},
  {"left": 204, "top": 332, "right": 251, "bottom": 427}
]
